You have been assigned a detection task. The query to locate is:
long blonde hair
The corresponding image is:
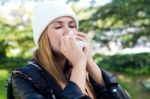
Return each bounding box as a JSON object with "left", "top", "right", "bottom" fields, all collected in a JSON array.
[{"left": 33, "top": 28, "right": 95, "bottom": 99}]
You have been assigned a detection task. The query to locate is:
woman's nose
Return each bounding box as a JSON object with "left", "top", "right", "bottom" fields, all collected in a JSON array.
[{"left": 63, "top": 26, "right": 70, "bottom": 35}]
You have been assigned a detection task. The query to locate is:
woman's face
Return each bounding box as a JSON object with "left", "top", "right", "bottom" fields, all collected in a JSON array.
[{"left": 47, "top": 16, "right": 77, "bottom": 53}]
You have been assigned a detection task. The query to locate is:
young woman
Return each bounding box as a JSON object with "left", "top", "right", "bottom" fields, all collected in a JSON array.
[{"left": 7, "top": 1, "right": 131, "bottom": 99}]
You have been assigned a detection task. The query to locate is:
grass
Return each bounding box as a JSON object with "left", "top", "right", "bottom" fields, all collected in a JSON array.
[
  {"left": 0, "top": 69, "right": 150, "bottom": 99},
  {"left": 0, "top": 69, "right": 9, "bottom": 99},
  {"left": 114, "top": 71, "right": 150, "bottom": 99}
]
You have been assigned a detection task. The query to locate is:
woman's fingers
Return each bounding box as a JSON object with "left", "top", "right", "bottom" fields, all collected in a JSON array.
[
  {"left": 60, "top": 36, "right": 66, "bottom": 53},
  {"left": 70, "top": 35, "right": 76, "bottom": 44},
  {"left": 61, "top": 35, "right": 77, "bottom": 51},
  {"left": 61, "top": 36, "right": 71, "bottom": 52},
  {"left": 75, "top": 36, "right": 86, "bottom": 42},
  {"left": 76, "top": 32, "right": 88, "bottom": 40}
]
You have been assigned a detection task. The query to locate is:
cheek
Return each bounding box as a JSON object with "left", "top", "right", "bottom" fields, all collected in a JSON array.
[{"left": 47, "top": 31, "right": 62, "bottom": 51}]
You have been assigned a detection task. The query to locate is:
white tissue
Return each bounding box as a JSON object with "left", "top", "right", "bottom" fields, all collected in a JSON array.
[
  {"left": 76, "top": 40, "right": 86, "bottom": 50},
  {"left": 68, "top": 31, "right": 74, "bottom": 35},
  {"left": 68, "top": 31, "right": 86, "bottom": 49}
]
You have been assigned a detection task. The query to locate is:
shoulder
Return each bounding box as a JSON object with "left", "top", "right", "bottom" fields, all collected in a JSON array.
[
  {"left": 10, "top": 63, "right": 41, "bottom": 90},
  {"left": 9, "top": 63, "right": 51, "bottom": 98},
  {"left": 10, "top": 61, "right": 48, "bottom": 88},
  {"left": 12, "top": 74, "right": 35, "bottom": 91},
  {"left": 11, "top": 73, "right": 46, "bottom": 99},
  {"left": 11, "top": 60, "right": 45, "bottom": 81}
]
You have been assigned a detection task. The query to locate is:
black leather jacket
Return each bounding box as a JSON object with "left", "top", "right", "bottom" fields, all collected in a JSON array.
[{"left": 8, "top": 60, "right": 131, "bottom": 99}]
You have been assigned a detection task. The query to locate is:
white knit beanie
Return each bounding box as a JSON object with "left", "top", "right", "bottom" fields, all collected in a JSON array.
[{"left": 32, "top": 1, "right": 78, "bottom": 47}]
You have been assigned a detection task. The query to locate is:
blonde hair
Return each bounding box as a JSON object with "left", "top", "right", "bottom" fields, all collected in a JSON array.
[{"left": 33, "top": 28, "right": 95, "bottom": 99}]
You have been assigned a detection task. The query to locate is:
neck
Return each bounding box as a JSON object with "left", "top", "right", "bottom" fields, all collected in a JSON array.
[{"left": 53, "top": 51, "right": 67, "bottom": 68}]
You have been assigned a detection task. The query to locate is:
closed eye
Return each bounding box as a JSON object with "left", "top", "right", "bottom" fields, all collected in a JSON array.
[
  {"left": 69, "top": 25, "right": 76, "bottom": 28},
  {"left": 55, "top": 26, "right": 62, "bottom": 29}
]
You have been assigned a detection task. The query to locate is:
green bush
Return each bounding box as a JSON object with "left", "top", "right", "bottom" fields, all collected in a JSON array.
[
  {"left": 93, "top": 52, "right": 150, "bottom": 75},
  {"left": 0, "top": 56, "right": 28, "bottom": 69},
  {"left": 1, "top": 52, "right": 150, "bottom": 74}
]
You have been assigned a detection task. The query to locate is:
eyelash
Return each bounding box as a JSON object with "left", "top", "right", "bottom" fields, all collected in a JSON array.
[
  {"left": 69, "top": 26, "right": 75, "bottom": 28},
  {"left": 55, "top": 27, "right": 61, "bottom": 29}
]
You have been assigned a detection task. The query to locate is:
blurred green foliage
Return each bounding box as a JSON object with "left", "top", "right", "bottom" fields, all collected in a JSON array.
[
  {"left": 78, "top": 0, "right": 150, "bottom": 48},
  {"left": 94, "top": 52, "right": 150, "bottom": 75},
  {"left": 0, "top": 0, "right": 150, "bottom": 73},
  {"left": 0, "top": 57, "right": 28, "bottom": 69},
  {"left": 0, "top": 70, "right": 9, "bottom": 99},
  {"left": 0, "top": 5, "right": 33, "bottom": 58}
]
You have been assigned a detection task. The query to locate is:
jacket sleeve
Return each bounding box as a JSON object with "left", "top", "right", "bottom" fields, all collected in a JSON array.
[
  {"left": 89, "top": 69, "right": 131, "bottom": 99},
  {"left": 12, "top": 76, "right": 90, "bottom": 99},
  {"left": 60, "top": 81, "right": 90, "bottom": 99}
]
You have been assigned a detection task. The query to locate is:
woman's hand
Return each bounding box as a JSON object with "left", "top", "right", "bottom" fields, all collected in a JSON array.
[
  {"left": 76, "top": 32, "right": 105, "bottom": 86},
  {"left": 60, "top": 35, "right": 86, "bottom": 68},
  {"left": 75, "top": 32, "right": 94, "bottom": 66},
  {"left": 60, "top": 35, "right": 87, "bottom": 93}
]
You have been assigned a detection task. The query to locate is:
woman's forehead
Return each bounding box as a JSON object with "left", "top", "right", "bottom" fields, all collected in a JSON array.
[{"left": 52, "top": 16, "right": 75, "bottom": 24}]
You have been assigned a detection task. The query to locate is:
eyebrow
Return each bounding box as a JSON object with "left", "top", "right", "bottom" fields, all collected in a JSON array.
[{"left": 52, "top": 20, "right": 75, "bottom": 24}]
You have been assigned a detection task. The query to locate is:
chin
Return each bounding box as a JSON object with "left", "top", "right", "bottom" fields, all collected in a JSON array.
[{"left": 51, "top": 48, "right": 63, "bottom": 56}]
